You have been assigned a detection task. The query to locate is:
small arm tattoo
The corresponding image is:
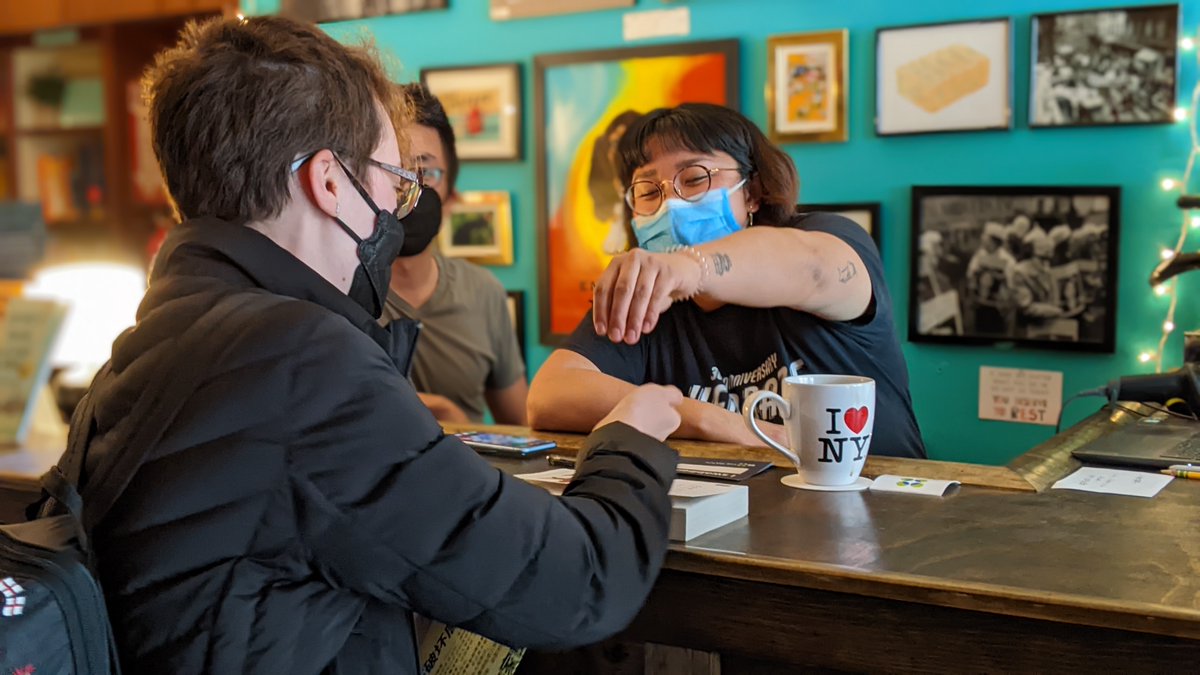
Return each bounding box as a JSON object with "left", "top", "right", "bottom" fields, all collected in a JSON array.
[
  {"left": 838, "top": 261, "right": 857, "bottom": 284},
  {"left": 713, "top": 252, "right": 732, "bottom": 276}
]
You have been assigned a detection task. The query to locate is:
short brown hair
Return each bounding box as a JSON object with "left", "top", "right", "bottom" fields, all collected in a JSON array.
[
  {"left": 617, "top": 103, "right": 799, "bottom": 228},
  {"left": 399, "top": 83, "right": 458, "bottom": 194},
  {"left": 144, "top": 16, "right": 405, "bottom": 224}
]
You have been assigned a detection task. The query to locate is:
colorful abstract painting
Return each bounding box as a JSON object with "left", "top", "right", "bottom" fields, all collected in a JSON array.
[{"left": 534, "top": 41, "right": 739, "bottom": 342}]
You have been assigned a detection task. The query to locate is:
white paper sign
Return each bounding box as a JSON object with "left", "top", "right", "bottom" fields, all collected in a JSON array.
[
  {"left": 623, "top": 7, "right": 690, "bottom": 42},
  {"left": 978, "top": 366, "right": 1063, "bottom": 426},
  {"left": 1052, "top": 467, "right": 1173, "bottom": 498}
]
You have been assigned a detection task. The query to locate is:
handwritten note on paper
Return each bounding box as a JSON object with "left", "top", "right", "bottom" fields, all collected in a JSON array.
[
  {"left": 979, "top": 366, "right": 1063, "bottom": 426},
  {"left": 1052, "top": 467, "right": 1173, "bottom": 498}
]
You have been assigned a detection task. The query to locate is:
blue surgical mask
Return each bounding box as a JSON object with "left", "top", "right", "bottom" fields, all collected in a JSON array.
[{"left": 631, "top": 180, "right": 747, "bottom": 252}]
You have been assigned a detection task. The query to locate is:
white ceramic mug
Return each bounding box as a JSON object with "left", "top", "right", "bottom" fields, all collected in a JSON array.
[{"left": 742, "top": 374, "right": 875, "bottom": 486}]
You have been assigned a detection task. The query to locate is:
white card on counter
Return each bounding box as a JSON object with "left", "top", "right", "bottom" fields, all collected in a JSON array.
[
  {"left": 869, "top": 475, "right": 960, "bottom": 496},
  {"left": 1052, "top": 467, "right": 1172, "bottom": 498},
  {"left": 978, "top": 366, "right": 1062, "bottom": 426}
]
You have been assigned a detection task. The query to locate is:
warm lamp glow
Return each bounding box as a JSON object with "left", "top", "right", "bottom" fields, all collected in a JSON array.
[
  {"left": 23, "top": 263, "right": 146, "bottom": 380},
  {"left": 1139, "top": 352, "right": 1154, "bottom": 363},
  {"left": 1175, "top": 107, "right": 1189, "bottom": 121},
  {"left": 1162, "top": 178, "right": 1178, "bottom": 191}
]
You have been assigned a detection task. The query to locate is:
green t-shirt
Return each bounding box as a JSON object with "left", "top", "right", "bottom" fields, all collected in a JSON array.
[{"left": 381, "top": 254, "right": 525, "bottom": 422}]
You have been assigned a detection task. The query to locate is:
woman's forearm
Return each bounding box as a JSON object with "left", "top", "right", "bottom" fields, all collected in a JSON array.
[{"left": 693, "top": 227, "right": 871, "bottom": 321}]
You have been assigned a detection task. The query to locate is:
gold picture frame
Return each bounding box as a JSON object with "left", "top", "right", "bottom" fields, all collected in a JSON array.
[
  {"left": 439, "top": 190, "right": 514, "bottom": 266},
  {"left": 766, "top": 30, "right": 848, "bottom": 144}
]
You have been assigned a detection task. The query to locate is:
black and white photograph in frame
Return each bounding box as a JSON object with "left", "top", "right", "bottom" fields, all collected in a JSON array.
[
  {"left": 910, "top": 186, "right": 1119, "bottom": 353},
  {"left": 797, "top": 202, "right": 882, "bottom": 254},
  {"left": 1030, "top": 4, "right": 1179, "bottom": 127}
]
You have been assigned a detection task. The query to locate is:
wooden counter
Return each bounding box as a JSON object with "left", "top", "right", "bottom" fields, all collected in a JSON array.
[
  {"left": 449, "top": 410, "right": 1200, "bottom": 672},
  {"left": 2, "top": 408, "right": 1195, "bottom": 671}
]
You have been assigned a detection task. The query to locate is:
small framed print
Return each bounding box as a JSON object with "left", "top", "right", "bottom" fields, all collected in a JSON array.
[
  {"left": 439, "top": 190, "right": 514, "bottom": 266},
  {"left": 421, "top": 63, "right": 522, "bottom": 161},
  {"left": 1030, "top": 4, "right": 1179, "bottom": 127},
  {"left": 797, "top": 202, "right": 882, "bottom": 254},
  {"left": 767, "top": 30, "right": 848, "bottom": 143},
  {"left": 505, "top": 290, "right": 526, "bottom": 362},
  {"left": 280, "top": 0, "right": 447, "bottom": 22},
  {"left": 876, "top": 18, "right": 1012, "bottom": 135}
]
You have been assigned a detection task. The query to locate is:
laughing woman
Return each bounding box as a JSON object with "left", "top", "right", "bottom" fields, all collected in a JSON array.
[{"left": 528, "top": 103, "right": 925, "bottom": 459}]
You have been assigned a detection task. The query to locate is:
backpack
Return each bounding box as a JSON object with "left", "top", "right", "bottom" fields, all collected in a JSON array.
[{"left": 0, "top": 297, "right": 239, "bottom": 674}]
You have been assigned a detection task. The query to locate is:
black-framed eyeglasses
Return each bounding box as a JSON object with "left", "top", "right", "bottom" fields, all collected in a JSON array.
[
  {"left": 291, "top": 152, "right": 423, "bottom": 219},
  {"left": 624, "top": 164, "right": 744, "bottom": 217}
]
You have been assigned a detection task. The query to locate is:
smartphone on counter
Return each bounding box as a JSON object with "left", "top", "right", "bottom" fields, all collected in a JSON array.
[{"left": 455, "top": 431, "right": 557, "bottom": 458}]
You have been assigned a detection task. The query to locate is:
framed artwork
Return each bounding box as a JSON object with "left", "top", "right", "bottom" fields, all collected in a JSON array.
[
  {"left": 490, "top": 0, "right": 632, "bottom": 21},
  {"left": 1030, "top": 4, "right": 1179, "bottom": 127},
  {"left": 279, "top": 0, "right": 447, "bottom": 23},
  {"left": 534, "top": 40, "right": 739, "bottom": 343},
  {"left": 421, "top": 63, "right": 522, "bottom": 161},
  {"left": 505, "top": 290, "right": 527, "bottom": 363},
  {"left": 876, "top": 18, "right": 1012, "bottom": 135},
  {"left": 438, "top": 190, "right": 514, "bottom": 266},
  {"left": 797, "top": 202, "right": 881, "bottom": 252},
  {"left": 767, "top": 30, "right": 848, "bottom": 143},
  {"left": 909, "top": 186, "right": 1119, "bottom": 353}
]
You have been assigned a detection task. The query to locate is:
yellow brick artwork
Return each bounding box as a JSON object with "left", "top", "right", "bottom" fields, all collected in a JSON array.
[{"left": 896, "top": 44, "right": 990, "bottom": 114}]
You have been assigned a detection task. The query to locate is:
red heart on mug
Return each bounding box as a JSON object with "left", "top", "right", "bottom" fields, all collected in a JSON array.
[{"left": 844, "top": 407, "right": 870, "bottom": 434}]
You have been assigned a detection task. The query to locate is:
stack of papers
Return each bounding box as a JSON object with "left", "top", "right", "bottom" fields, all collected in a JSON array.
[{"left": 516, "top": 469, "right": 749, "bottom": 541}]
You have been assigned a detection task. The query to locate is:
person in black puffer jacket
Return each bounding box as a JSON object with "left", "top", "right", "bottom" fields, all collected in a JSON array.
[{"left": 75, "top": 15, "right": 683, "bottom": 674}]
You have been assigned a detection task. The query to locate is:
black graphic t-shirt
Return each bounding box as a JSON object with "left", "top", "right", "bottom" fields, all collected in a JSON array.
[{"left": 564, "top": 212, "right": 926, "bottom": 459}]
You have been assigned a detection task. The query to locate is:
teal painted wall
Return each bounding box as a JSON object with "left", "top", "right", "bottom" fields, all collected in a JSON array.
[{"left": 245, "top": 0, "right": 1200, "bottom": 464}]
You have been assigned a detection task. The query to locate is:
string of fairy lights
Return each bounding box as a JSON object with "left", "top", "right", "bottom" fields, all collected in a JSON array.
[{"left": 1145, "top": 33, "right": 1200, "bottom": 373}]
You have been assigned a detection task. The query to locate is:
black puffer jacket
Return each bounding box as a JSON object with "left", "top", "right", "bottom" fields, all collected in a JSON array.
[{"left": 77, "top": 218, "right": 678, "bottom": 674}]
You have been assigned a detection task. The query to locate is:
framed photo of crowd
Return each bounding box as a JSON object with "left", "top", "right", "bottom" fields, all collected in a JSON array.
[
  {"left": 909, "top": 185, "right": 1120, "bottom": 353},
  {"left": 1029, "top": 4, "right": 1179, "bottom": 127},
  {"left": 533, "top": 40, "right": 739, "bottom": 343}
]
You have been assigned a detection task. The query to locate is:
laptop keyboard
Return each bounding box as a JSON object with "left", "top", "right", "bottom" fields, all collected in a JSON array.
[{"left": 1163, "top": 439, "right": 1200, "bottom": 462}]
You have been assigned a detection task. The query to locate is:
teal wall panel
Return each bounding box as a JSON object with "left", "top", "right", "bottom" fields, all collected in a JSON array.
[{"left": 243, "top": 0, "right": 1200, "bottom": 464}]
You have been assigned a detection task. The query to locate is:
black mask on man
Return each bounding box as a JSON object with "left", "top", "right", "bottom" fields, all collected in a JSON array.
[
  {"left": 397, "top": 188, "right": 442, "bottom": 258},
  {"left": 333, "top": 156, "right": 408, "bottom": 318}
]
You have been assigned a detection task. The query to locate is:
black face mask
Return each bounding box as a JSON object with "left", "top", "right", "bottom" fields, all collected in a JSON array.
[
  {"left": 397, "top": 188, "right": 442, "bottom": 258},
  {"left": 333, "top": 157, "right": 409, "bottom": 318}
]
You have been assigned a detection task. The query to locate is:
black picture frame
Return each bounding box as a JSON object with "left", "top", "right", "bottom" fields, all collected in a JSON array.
[
  {"left": 506, "top": 290, "right": 527, "bottom": 364},
  {"left": 797, "top": 202, "right": 883, "bottom": 255},
  {"left": 534, "top": 40, "right": 740, "bottom": 345},
  {"left": 1029, "top": 3, "right": 1180, "bottom": 128},
  {"left": 909, "top": 185, "right": 1120, "bottom": 353},
  {"left": 875, "top": 18, "right": 1013, "bottom": 136},
  {"left": 420, "top": 62, "right": 523, "bottom": 162}
]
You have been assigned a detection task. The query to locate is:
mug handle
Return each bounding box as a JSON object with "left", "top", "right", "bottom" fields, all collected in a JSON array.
[{"left": 741, "top": 391, "right": 800, "bottom": 470}]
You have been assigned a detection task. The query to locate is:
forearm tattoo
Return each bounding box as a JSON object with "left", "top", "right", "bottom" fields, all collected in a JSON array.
[
  {"left": 837, "top": 261, "right": 857, "bottom": 284},
  {"left": 713, "top": 252, "right": 732, "bottom": 276}
]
